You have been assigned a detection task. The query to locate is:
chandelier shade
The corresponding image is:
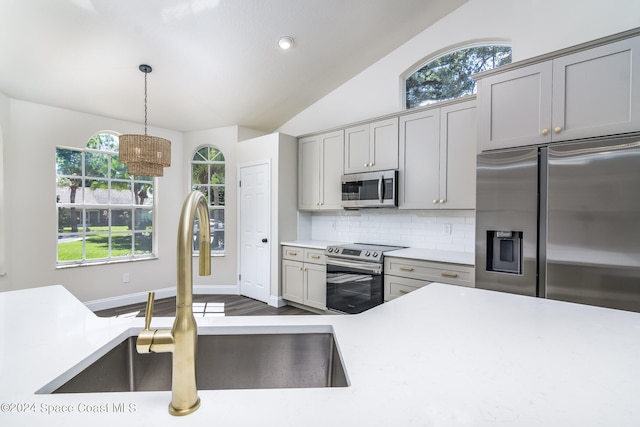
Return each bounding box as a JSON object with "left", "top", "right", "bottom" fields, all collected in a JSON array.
[
  {"left": 119, "top": 134, "right": 171, "bottom": 176},
  {"left": 119, "top": 64, "right": 171, "bottom": 177}
]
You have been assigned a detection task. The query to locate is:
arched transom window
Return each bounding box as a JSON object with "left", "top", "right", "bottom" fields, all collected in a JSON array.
[{"left": 405, "top": 44, "right": 512, "bottom": 109}]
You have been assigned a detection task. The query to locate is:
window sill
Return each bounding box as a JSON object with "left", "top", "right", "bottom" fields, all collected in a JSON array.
[
  {"left": 56, "top": 256, "right": 158, "bottom": 269},
  {"left": 192, "top": 252, "right": 225, "bottom": 257}
]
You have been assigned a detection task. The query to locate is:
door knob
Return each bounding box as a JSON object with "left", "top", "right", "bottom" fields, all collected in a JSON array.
[{"left": 261, "top": 238, "right": 268, "bottom": 243}]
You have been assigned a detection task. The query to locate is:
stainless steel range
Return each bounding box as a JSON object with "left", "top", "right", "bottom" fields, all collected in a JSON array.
[{"left": 325, "top": 243, "right": 405, "bottom": 314}]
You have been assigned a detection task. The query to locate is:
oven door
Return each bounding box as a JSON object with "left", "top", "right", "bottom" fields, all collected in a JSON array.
[{"left": 326, "top": 258, "right": 383, "bottom": 314}]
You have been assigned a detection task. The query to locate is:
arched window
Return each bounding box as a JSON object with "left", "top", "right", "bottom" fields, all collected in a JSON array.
[
  {"left": 191, "top": 146, "right": 225, "bottom": 253},
  {"left": 405, "top": 44, "right": 512, "bottom": 109},
  {"left": 56, "top": 132, "right": 155, "bottom": 265}
]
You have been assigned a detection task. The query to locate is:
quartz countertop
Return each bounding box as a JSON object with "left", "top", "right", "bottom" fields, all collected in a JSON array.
[
  {"left": 1, "top": 284, "right": 639, "bottom": 426},
  {"left": 385, "top": 248, "right": 474, "bottom": 265},
  {"left": 280, "top": 241, "right": 474, "bottom": 265},
  {"left": 280, "top": 240, "right": 342, "bottom": 250}
]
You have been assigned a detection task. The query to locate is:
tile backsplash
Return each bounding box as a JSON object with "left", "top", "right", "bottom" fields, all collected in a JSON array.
[{"left": 299, "top": 210, "right": 475, "bottom": 253}]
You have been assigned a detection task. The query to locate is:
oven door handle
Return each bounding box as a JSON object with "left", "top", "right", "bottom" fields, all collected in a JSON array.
[{"left": 326, "top": 258, "right": 382, "bottom": 274}]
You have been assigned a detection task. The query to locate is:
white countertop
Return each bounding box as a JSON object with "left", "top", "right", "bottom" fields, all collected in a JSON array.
[
  {"left": 385, "top": 248, "right": 474, "bottom": 265},
  {"left": 280, "top": 240, "right": 342, "bottom": 250},
  {"left": 2, "top": 284, "right": 640, "bottom": 426},
  {"left": 281, "top": 241, "right": 474, "bottom": 265}
]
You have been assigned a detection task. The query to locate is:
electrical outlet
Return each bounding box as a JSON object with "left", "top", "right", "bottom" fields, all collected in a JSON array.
[
  {"left": 444, "top": 224, "right": 452, "bottom": 235},
  {"left": 122, "top": 273, "right": 130, "bottom": 283}
]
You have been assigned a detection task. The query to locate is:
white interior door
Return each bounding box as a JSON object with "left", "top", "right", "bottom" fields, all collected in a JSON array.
[{"left": 238, "top": 161, "right": 270, "bottom": 303}]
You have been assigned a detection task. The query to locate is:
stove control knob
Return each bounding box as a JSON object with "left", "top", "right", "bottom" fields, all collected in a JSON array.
[
  {"left": 373, "top": 252, "right": 379, "bottom": 257},
  {"left": 328, "top": 248, "right": 333, "bottom": 253},
  {"left": 365, "top": 251, "right": 370, "bottom": 256}
]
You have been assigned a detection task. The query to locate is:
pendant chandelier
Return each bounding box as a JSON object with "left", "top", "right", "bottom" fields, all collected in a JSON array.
[{"left": 119, "top": 64, "right": 171, "bottom": 177}]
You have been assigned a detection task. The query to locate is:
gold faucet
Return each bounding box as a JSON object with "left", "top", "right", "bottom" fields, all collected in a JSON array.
[{"left": 136, "top": 191, "right": 211, "bottom": 416}]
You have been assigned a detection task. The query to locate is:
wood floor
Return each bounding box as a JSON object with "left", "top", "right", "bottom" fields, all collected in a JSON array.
[{"left": 94, "top": 294, "right": 316, "bottom": 318}]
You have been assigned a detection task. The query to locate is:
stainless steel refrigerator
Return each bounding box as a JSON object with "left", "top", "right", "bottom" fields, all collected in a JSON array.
[{"left": 475, "top": 133, "right": 640, "bottom": 312}]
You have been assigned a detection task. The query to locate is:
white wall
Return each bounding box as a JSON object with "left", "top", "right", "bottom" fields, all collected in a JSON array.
[
  {"left": 0, "top": 93, "right": 8, "bottom": 276},
  {"left": 278, "top": 0, "right": 640, "bottom": 136},
  {"left": 237, "top": 133, "right": 298, "bottom": 301},
  {"left": 182, "top": 126, "right": 243, "bottom": 292},
  {"left": 0, "top": 100, "right": 184, "bottom": 302}
]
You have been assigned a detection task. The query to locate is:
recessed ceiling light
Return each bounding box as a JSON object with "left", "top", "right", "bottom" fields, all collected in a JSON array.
[{"left": 278, "top": 36, "right": 294, "bottom": 50}]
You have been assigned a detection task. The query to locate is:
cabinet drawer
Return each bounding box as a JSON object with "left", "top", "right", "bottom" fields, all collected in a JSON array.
[
  {"left": 282, "top": 246, "right": 304, "bottom": 261},
  {"left": 303, "top": 248, "right": 326, "bottom": 265},
  {"left": 384, "top": 275, "right": 430, "bottom": 301},
  {"left": 282, "top": 246, "right": 326, "bottom": 264},
  {"left": 384, "top": 257, "right": 474, "bottom": 288}
]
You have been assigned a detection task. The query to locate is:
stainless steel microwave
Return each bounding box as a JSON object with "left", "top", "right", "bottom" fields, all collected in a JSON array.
[{"left": 341, "top": 170, "right": 398, "bottom": 208}]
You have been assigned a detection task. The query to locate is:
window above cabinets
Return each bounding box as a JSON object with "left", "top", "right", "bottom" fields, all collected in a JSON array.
[{"left": 404, "top": 44, "right": 512, "bottom": 109}]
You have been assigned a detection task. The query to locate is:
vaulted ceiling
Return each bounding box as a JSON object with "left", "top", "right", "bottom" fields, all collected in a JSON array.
[{"left": 0, "top": 0, "right": 467, "bottom": 132}]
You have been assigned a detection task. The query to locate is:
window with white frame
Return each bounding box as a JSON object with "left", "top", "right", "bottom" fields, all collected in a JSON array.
[
  {"left": 191, "top": 146, "right": 225, "bottom": 253},
  {"left": 405, "top": 44, "right": 512, "bottom": 109},
  {"left": 56, "top": 132, "right": 155, "bottom": 265}
]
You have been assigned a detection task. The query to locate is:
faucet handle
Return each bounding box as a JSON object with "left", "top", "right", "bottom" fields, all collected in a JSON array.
[
  {"left": 144, "top": 291, "right": 155, "bottom": 330},
  {"left": 137, "top": 292, "right": 156, "bottom": 354}
]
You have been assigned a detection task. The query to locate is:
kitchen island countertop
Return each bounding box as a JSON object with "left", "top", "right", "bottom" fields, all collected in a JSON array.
[{"left": 1, "top": 284, "right": 639, "bottom": 426}]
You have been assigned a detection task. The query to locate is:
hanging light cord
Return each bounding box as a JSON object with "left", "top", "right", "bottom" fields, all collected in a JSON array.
[{"left": 144, "top": 69, "right": 148, "bottom": 136}]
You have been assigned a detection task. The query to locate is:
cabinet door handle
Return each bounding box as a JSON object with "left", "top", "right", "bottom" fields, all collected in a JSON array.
[
  {"left": 399, "top": 290, "right": 410, "bottom": 294},
  {"left": 541, "top": 128, "right": 549, "bottom": 136},
  {"left": 400, "top": 267, "right": 414, "bottom": 272},
  {"left": 554, "top": 126, "right": 562, "bottom": 134},
  {"left": 288, "top": 251, "right": 298, "bottom": 256},
  {"left": 363, "top": 163, "right": 368, "bottom": 167},
  {"left": 299, "top": 267, "right": 303, "bottom": 271},
  {"left": 441, "top": 272, "right": 458, "bottom": 278},
  {"left": 310, "top": 255, "right": 321, "bottom": 259}
]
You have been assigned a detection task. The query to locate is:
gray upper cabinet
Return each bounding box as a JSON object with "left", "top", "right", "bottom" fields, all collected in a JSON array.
[
  {"left": 344, "top": 117, "right": 399, "bottom": 173},
  {"left": 298, "top": 130, "right": 344, "bottom": 210},
  {"left": 477, "top": 62, "right": 552, "bottom": 150},
  {"left": 552, "top": 37, "right": 640, "bottom": 142},
  {"left": 399, "top": 99, "right": 476, "bottom": 209},
  {"left": 478, "top": 34, "right": 640, "bottom": 151},
  {"left": 399, "top": 108, "right": 440, "bottom": 209}
]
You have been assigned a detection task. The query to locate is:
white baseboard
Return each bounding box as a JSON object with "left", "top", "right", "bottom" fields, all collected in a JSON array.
[
  {"left": 269, "top": 295, "right": 287, "bottom": 308},
  {"left": 84, "top": 285, "right": 241, "bottom": 312}
]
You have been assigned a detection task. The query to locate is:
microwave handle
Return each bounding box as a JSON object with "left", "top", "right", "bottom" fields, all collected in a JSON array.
[{"left": 378, "top": 174, "right": 383, "bottom": 203}]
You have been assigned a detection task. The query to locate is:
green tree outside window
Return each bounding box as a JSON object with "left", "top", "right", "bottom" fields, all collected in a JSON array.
[{"left": 405, "top": 45, "right": 512, "bottom": 109}]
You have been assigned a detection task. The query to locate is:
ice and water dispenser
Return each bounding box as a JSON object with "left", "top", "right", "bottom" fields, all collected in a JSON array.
[{"left": 486, "top": 230, "right": 523, "bottom": 274}]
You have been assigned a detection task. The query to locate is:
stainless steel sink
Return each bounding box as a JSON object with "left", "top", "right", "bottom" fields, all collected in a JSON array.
[{"left": 38, "top": 329, "right": 349, "bottom": 393}]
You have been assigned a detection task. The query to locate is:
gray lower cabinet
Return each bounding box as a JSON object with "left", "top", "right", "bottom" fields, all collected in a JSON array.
[
  {"left": 282, "top": 246, "right": 327, "bottom": 310},
  {"left": 477, "top": 34, "right": 640, "bottom": 151},
  {"left": 384, "top": 256, "right": 475, "bottom": 301},
  {"left": 399, "top": 98, "right": 476, "bottom": 209}
]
